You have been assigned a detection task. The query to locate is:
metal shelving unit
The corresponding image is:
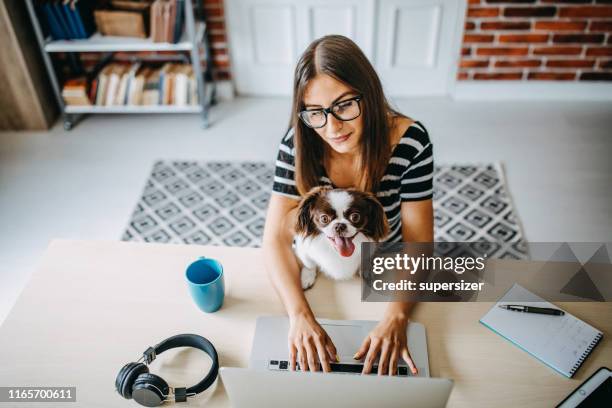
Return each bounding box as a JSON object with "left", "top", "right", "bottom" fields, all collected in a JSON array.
[{"left": 24, "top": 0, "right": 214, "bottom": 130}]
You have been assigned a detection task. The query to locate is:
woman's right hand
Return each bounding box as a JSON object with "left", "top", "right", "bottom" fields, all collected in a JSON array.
[{"left": 288, "top": 312, "right": 338, "bottom": 373}]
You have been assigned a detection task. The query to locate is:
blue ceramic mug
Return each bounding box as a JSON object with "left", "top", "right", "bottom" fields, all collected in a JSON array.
[{"left": 185, "top": 257, "right": 225, "bottom": 313}]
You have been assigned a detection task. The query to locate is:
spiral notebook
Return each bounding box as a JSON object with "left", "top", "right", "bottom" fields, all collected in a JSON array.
[{"left": 480, "top": 284, "right": 603, "bottom": 378}]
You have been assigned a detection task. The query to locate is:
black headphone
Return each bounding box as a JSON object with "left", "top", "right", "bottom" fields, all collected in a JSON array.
[{"left": 115, "top": 334, "right": 219, "bottom": 407}]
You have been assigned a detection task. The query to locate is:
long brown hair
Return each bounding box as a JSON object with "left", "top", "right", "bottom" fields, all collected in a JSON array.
[{"left": 290, "top": 35, "right": 403, "bottom": 195}]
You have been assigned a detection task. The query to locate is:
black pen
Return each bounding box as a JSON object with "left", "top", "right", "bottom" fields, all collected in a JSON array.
[{"left": 499, "top": 304, "right": 565, "bottom": 316}]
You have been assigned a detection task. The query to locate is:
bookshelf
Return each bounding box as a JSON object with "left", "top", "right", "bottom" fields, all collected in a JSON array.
[{"left": 24, "top": 0, "right": 214, "bottom": 130}]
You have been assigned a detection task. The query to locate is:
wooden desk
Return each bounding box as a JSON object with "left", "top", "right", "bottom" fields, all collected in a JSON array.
[{"left": 0, "top": 240, "right": 610, "bottom": 407}]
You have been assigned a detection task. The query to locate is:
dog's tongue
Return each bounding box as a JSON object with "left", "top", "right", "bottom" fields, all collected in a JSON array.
[{"left": 334, "top": 236, "right": 355, "bottom": 257}]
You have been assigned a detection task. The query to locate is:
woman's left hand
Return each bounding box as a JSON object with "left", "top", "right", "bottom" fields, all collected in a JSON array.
[{"left": 353, "top": 314, "right": 418, "bottom": 376}]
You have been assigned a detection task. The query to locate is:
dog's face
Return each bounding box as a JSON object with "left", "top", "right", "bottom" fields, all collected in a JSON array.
[{"left": 296, "top": 186, "right": 389, "bottom": 257}]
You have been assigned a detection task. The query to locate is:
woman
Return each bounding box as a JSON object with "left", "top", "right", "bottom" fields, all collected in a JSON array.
[{"left": 262, "top": 35, "right": 434, "bottom": 376}]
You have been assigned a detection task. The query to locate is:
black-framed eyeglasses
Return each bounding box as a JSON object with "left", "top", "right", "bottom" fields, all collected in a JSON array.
[{"left": 298, "top": 95, "right": 362, "bottom": 129}]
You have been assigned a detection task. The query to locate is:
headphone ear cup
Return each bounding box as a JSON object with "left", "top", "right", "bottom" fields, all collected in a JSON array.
[
  {"left": 132, "top": 373, "right": 170, "bottom": 407},
  {"left": 116, "top": 362, "right": 149, "bottom": 399}
]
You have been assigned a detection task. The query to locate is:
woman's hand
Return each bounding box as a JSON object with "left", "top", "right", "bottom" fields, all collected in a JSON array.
[
  {"left": 353, "top": 314, "right": 418, "bottom": 376},
  {"left": 288, "top": 312, "right": 338, "bottom": 373}
]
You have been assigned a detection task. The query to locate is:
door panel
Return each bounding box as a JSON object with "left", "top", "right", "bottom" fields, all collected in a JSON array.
[
  {"left": 390, "top": 5, "right": 440, "bottom": 68},
  {"left": 251, "top": 6, "right": 295, "bottom": 65},
  {"left": 376, "top": 0, "right": 462, "bottom": 96}
]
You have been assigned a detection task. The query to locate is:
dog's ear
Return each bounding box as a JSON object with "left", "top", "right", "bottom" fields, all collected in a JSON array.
[
  {"left": 361, "top": 191, "right": 389, "bottom": 241},
  {"left": 296, "top": 186, "right": 330, "bottom": 237}
]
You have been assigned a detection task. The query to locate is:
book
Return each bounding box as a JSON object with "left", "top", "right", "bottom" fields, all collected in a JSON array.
[
  {"left": 128, "top": 67, "right": 149, "bottom": 105},
  {"left": 166, "top": 64, "right": 176, "bottom": 105},
  {"left": 123, "top": 62, "right": 142, "bottom": 105},
  {"left": 173, "top": 64, "right": 190, "bottom": 106},
  {"left": 66, "top": 0, "right": 94, "bottom": 39},
  {"left": 162, "top": 1, "right": 171, "bottom": 43},
  {"left": 173, "top": 0, "right": 184, "bottom": 43},
  {"left": 72, "top": 0, "right": 96, "bottom": 38},
  {"left": 48, "top": 2, "right": 70, "bottom": 39},
  {"left": 68, "top": 0, "right": 86, "bottom": 38},
  {"left": 480, "top": 284, "right": 603, "bottom": 378},
  {"left": 89, "top": 78, "right": 98, "bottom": 102},
  {"left": 173, "top": 70, "right": 185, "bottom": 106},
  {"left": 104, "top": 74, "right": 116, "bottom": 106},
  {"left": 150, "top": 0, "right": 164, "bottom": 42},
  {"left": 104, "top": 64, "right": 126, "bottom": 106},
  {"left": 62, "top": 77, "right": 91, "bottom": 106},
  {"left": 95, "top": 76, "right": 106, "bottom": 106},
  {"left": 115, "top": 71, "right": 130, "bottom": 106},
  {"left": 52, "top": 1, "right": 73, "bottom": 39},
  {"left": 142, "top": 68, "right": 162, "bottom": 105},
  {"left": 62, "top": 0, "right": 81, "bottom": 39},
  {"left": 42, "top": 2, "right": 67, "bottom": 40},
  {"left": 158, "top": 62, "right": 174, "bottom": 105},
  {"left": 95, "top": 64, "right": 114, "bottom": 106},
  {"left": 169, "top": 63, "right": 183, "bottom": 105},
  {"left": 166, "top": 0, "right": 176, "bottom": 43}
]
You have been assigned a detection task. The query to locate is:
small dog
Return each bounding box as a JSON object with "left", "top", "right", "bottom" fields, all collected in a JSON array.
[{"left": 294, "top": 186, "right": 389, "bottom": 289}]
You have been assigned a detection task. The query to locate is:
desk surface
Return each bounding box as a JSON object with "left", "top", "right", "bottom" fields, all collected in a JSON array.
[{"left": 0, "top": 240, "right": 610, "bottom": 407}]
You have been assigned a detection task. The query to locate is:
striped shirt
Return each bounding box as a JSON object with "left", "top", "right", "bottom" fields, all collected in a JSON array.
[{"left": 272, "top": 121, "right": 434, "bottom": 243}]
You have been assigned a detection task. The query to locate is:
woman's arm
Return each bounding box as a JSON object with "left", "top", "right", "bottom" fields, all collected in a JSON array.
[
  {"left": 262, "top": 194, "right": 304, "bottom": 315},
  {"left": 399, "top": 199, "right": 434, "bottom": 243},
  {"left": 262, "top": 194, "right": 337, "bottom": 372},
  {"left": 355, "top": 198, "right": 434, "bottom": 376}
]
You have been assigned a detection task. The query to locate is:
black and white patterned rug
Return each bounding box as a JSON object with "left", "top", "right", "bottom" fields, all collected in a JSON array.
[{"left": 122, "top": 161, "right": 527, "bottom": 258}]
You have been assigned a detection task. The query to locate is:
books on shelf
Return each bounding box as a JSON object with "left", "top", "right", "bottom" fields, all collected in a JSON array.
[
  {"left": 38, "top": 0, "right": 96, "bottom": 40},
  {"left": 64, "top": 62, "right": 198, "bottom": 108},
  {"left": 39, "top": 0, "right": 185, "bottom": 44}
]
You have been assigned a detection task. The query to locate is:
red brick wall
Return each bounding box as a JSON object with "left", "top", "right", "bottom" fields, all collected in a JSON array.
[
  {"left": 203, "top": 0, "right": 231, "bottom": 80},
  {"left": 459, "top": 0, "right": 612, "bottom": 81}
]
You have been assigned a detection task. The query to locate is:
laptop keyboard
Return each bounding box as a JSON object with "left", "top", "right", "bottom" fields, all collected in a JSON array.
[{"left": 268, "top": 360, "right": 411, "bottom": 376}]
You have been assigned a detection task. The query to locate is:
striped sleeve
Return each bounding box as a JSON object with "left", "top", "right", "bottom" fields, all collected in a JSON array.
[
  {"left": 271, "top": 128, "right": 301, "bottom": 200},
  {"left": 400, "top": 123, "right": 434, "bottom": 201}
]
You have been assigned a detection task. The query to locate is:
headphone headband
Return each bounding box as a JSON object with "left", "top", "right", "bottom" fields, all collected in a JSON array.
[{"left": 148, "top": 334, "right": 219, "bottom": 397}]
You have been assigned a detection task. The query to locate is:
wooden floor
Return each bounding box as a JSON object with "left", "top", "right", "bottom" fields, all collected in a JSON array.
[{"left": 0, "top": 96, "right": 611, "bottom": 325}]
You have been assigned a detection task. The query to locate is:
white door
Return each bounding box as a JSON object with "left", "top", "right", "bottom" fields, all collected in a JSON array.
[
  {"left": 225, "top": 0, "right": 464, "bottom": 97},
  {"left": 375, "top": 0, "right": 465, "bottom": 96}
]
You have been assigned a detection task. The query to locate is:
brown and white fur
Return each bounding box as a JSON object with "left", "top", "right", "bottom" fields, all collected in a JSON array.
[{"left": 294, "top": 186, "right": 389, "bottom": 289}]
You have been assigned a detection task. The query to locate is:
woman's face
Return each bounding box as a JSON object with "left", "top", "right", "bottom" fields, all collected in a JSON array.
[{"left": 302, "top": 74, "right": 363, "bottom": 156}]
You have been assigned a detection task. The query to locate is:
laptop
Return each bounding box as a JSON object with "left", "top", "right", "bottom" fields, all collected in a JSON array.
[{"left": 220, "top": 316, "right": 453, "bottom": 408}]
